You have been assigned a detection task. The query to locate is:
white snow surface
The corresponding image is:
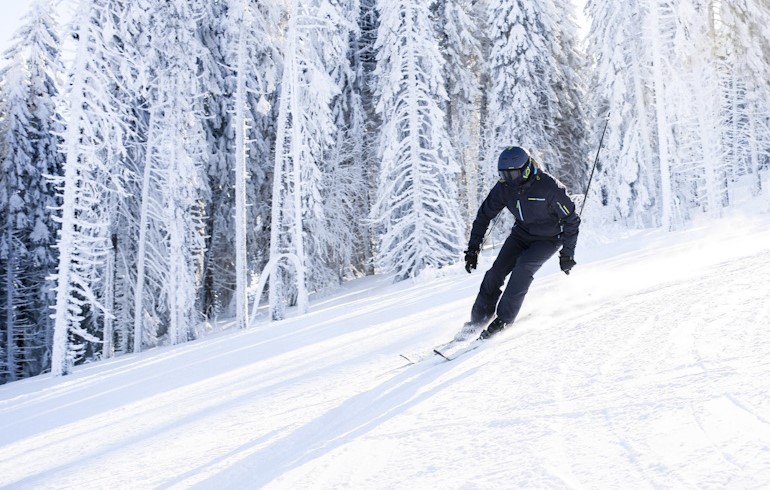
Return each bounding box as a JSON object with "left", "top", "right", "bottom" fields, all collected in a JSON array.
[{"left": 2, "top": 203, "right": 770, "bottom": 489}]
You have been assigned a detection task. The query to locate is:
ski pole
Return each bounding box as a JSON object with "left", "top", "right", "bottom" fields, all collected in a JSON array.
[
  {"left": 579, "top": 112, "right": 610, "bottom": 217},
  {"left": 479, "top": 214, "right": 503, "bottom": 250}
]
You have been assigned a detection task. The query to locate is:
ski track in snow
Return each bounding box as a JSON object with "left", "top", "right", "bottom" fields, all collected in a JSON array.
[{"left": 2, "top": 211, "right": 770, "bottom": 489}]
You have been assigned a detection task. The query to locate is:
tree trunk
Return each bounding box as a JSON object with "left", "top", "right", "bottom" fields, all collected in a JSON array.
[
  {"left": 234, "top": 0, "right": 249, "bottom": 329},
  {"left": 647, "top": 0, "right": 674, "bottom": 230},
  {"left": 4, "top": 222, "right": 17, "bottom": 381},
  {"left": 133, "top": 109, "right": 156, "bottom": 353}
]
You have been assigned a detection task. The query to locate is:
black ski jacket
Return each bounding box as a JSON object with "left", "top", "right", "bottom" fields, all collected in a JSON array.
[{"left": 468, "top": 167, "right": 581, "bottom": 257}]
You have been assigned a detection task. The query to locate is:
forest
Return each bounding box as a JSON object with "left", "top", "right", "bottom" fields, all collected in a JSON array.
[{"left": 1, "top": 0, "right": 768, "bottom": 383}]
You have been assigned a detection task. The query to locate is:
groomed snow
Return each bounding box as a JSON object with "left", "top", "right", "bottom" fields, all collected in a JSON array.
[{"left": 2, "top": 199, "right": 770, "bottom": 489}]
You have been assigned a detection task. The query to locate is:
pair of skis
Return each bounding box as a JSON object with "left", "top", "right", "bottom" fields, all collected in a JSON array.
[{"left": 400, "top": 314, "right": 529, "bottom": 366}]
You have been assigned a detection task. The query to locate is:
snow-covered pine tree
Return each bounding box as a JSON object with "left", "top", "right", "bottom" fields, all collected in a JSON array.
[
  {"left": 352, "top": 0, "right": 380, "bottom": 276},
  {"left": 264, "top": 0, "right": 348, "bottom": 319},
  {"left": 0, "top": 0, "right": 64, "bottom": 381},
  {"left": 718, "top": 0, "right": 770, "bottom": 195},
  {"left": 138, "top": 0, "right": 209, "bottom": 346},
  {"left": 643, "top": 0, "right": 677, "bottom": 229},
  {"left": 89, "top": 0, "right": 144, "bottom": 360},
  {"left": 105, "top": 48, "right": 145, "bottom": 358},
  {"left": 550, "top": 1, "right": 590, "bottom": 192},
  {"left": 129, "top": 100, "right": 168, "bottom": 351},
  {"left": 51, "top": 0, "right": 125, "bottom": 376},
  {"left": 482, "top": 0, "right": 562, "bottom": 180},
  {"left": 666, "top": 0, "right": 726, "bottom": 217},
  {"left": 1, "top": 61, "right": 36, "bottom": 383},
  {"left": 298, "top": 0, "right": 356, "bottom": 292},
  {"left": 437, "top": 0, "right": 483, "bottom": 229},
  {"left": 117, "top": 1, "right": 175, "bottom": 351},
  {"left": 371, "top": 0, "right": 464, "bottom": 280},
  {"left": 585, "top": 0, "right": 660, "bottom": 227},
  {"left": 1, "top": 59, "right": 28, "bottom": 382},
  {"left": 318, "top": 0, "right": 370, "bottom": 284},
  {"left": 226, "top": 0, "right": 281, "bottom": 328},
  {"left": 160, "top": 75, "right": 207, "bottom": 346},
  {"left": 198, "top": 0, "right": 238, "bottom": 324}
]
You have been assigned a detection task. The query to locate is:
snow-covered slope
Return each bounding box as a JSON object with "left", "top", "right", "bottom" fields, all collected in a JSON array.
[{"left": 2, "top": 206, "right": 770, "bottom": 489}]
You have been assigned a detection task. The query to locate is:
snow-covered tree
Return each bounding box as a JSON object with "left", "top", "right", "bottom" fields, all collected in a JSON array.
[
  {"left": 132, "top": 0, "right": 209, "bottom": 347},
  {"left": 482, "top": 0, "right": 563, "bottom": 180},
  {"left": 0, "top": 0, "right": 64, "bottom": 381},
  {"left": 437, "top": 0, "right": 483, "bottom": 228},
  {"left": 315, "top": 0, "right": 371, "bottom": 284},
  {"left": 585, "top": 0, "right": 660, "bottom": 226},
  {"left": 263, "top": 0, "right": 350, "bottom": 319},
  {"left": 1, "top": 62, "right": 37, "bottom": 382},
  {"left": 91, "top": 0, "right": 145, "bottom": 359},
  {"left": 550, "top": 2, "right": 591, "bottom": 191},
  {"left": 198, "top": 1, "right": 239, "bottom": 324},
  {"left": 371, "top": 0, "right": 464, "bottom": 280},
  {"left": 1, "top": 60, "right": 36, "bottom": 383},
  {"left": 226, "top": 0, "right": 281, "bottom": 329},
  {"left": 718, "top": 0, "right": 770, "bottom": 195},
  {"left": 585, "top": 0, "right": 769, "bottom": 228},
  {"left": 51, "top": 0, "right": 128, "bottom": 376},
  {"left": 114, "top": 1, "right": 175, "bottom": 351},
  {"left": 352, "top": 0, "right": 381, "bottom": 276},
  {"left": 666, "top": 0, "right": 726, "bottom": 217}
]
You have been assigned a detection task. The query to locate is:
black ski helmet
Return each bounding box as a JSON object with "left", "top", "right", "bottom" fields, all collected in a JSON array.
[{"left": 497, "top": 146, "right": 531, "bottom": 185}]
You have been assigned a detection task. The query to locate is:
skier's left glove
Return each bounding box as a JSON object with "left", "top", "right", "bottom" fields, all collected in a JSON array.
[
  {"left": 559, "top": 255, "right": 576, "bottom": 275},
  {"left": 464, "top": 248, "right": 479, "bottom": 273}
]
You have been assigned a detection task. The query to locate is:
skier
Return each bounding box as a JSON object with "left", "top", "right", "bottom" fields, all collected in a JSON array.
[{"left": 457, "top": 146, "right": 581, "bottom": 341}]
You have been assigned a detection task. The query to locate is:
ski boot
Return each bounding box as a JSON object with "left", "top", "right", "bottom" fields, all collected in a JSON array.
[
  {"left": 453, "top": 321, "right": 485, "bottom": 342},
  {"left": 478, "top": 317, "right": 507, "bottom": 340}
]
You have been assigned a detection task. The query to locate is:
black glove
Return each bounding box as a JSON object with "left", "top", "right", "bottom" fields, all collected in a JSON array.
[
  {"left": 464, "top": 248, "right": 479, "bottom": 273},
  {"left": 559, "top": 255, "right": 576, "bottom": 275}
]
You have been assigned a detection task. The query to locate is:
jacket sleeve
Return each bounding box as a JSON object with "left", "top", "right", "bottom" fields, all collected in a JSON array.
[
  {"left": 468, "top": 182, "right": 507, "bottom": 250},
  {"left": 550, "top": 185, "right": 581, "bottom": 257}
]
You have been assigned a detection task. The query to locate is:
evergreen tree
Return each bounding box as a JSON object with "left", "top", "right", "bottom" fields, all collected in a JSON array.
[
  {"left": 551, "top": 2, "right": 591, "bottom": 192},
  {"left": 199, "top": 0, "right": 237, "bottom": 324},
  {"left": 120, "top": 0, "right": 177, "bottom": 351},
  {"left": 225, "top": 0, "right": 282, "bottom": 328},
  {"left": 585, "top": 0, "right": 660, "bottom": 227},
  {"left": 482, "top": 0, "right": 563, "bottom": 180},
  {"left": 1, "top": 61, "right": 37, "bottom": 382},
  {"left": 266, "top": 0, "right": 346, "bottom": 318},
  {"left": 51, "top": 0, "right": 126, "bottom": 375},
  {"left": 106, "top": 92, "right": 146, "bottom": 356},
  {"left": 718, "top": 0, "right": 770, "bottom": 195},
  {"left": 667, "top": 0, "right": 725, "bottom": 217},
  {"left": 94, "top": 0, "right": 142, "bottom": 359},
  {"left": 371, "top": 0, "right": 464, "bottom": 280},
  {"left": 312, "top": 0, "right": 364, "bottom": 289},
  {"left": 136, "top": 0, "right": 209, "bottom": 346},
  {"left": 437, "top": 0, "right": 483, "bottom": 229},
  {"left": 0, "top": 59, "right": 35, "bottom": 382},
  {"left": 0, "top": 0, "right": 64, "bottom": 381},
  {"left": 353, "top": 0, "right": 381, "bottom": 275}
]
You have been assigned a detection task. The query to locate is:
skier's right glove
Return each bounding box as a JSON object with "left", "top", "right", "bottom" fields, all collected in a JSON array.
[
  {"left": 464, "top": 248, "right": 479, "bottom": 273},
  {"left": 559, "top": 255, "right": 576, "bottom": 275}
]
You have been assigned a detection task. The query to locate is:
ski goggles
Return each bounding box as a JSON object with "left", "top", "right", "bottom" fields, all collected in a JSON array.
[{"left": 499, "top": 168, "right": 525, "bottom": 182}]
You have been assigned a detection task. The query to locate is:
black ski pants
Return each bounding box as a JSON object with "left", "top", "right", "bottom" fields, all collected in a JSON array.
[{"left": 470, "top": 227, "right": 560, "bottom": 325}]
